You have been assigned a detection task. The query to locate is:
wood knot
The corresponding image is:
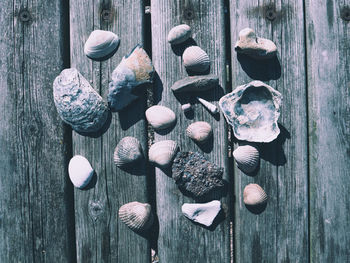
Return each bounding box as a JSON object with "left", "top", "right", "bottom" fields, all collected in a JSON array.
[
  {"left": 264, "top": 6, "right": 276, "bottom": 21},
  {"left": 340, "top": 7, "right": 350, "bottom": 21},
  {"left": 88, "top": 200, "right": 104, "bottom": 220},
  {"left": 19, "top": 9, "right": 31, "bottom": 23},
  {"left": 183, "top": 8, "right": 195, "bottom": 20},
  {"left": 101, "top": 9, "right": 113, "bottom": 22}
]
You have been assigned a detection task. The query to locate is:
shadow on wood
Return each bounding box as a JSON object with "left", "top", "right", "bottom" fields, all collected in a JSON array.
[
  {"left": 170, "top": 37, "right": 197, "bottom": 56},
  {"left": 117, "top": 158, "right": 147, "bottom": 176},
  {"left": 75, "top": 111, "right": 112, "bottom": 138},
  {"left": 245, "top": 202, "right": 267, "bottom": 214},
  {"left": 81, "top": 171, "right": 97, "bottom": 190},
  {"left": 152, "top": 71, "right": 163, "bottom": 105},
  {"left": 192, "top": 133, "right": 214, "bottom": 153}
]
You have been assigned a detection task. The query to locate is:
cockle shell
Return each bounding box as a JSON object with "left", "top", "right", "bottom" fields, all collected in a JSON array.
[
  {"left": 118, "top": 202, "right": 154, "bottom": 232},
  {"left": 233, "top": 145, "right": 259, "bottom": 173},
  {"left": 197, "top": 97, "right": 219, "bottom": 114},
  {"left": 145, "top": 105, "right": 176, "bottom": 130},
  {"left": 149, "top": 140, "right": 179, "bottom": 168},
  {"left": 68, "top": 155, "right": 94, "bottom": 189},
  {"left": 171, "top": 75, "right": 219, "bottom": 93},
  {"left": 53, "top": 68, "right": 109, "bottom": 134},
  {"left": 219, "top": 80, "right": 282, "bottom": 142},
  {"left": 243, "top": 184, "right": 268, "bottom": 206},
  {"left": 84, "top": 30, "right": 120, "bottom": 61},
  {"left": 182, "top": 200, "right": 221, "bottom": 227},
  {"left": 183, "top": 46, "right": 210, "bottom": 73},
  {"left": 113, "top": 137, "right": 143, "bottom": 167},
  {"left": 235, "top": 28, "right": 277, "bottom": 59},
  {"left": 186, "top": 121, "right": 212, "bottom": 144},
  {"left": 167, "top": 24, "right": 192, "bottom": 45},
  {"left": 108, "top": 45, "right": 154, "bottom": 111}
]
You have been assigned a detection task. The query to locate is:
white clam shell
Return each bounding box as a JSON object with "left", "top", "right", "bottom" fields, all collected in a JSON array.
[
  {"left": 145, "top": 105, "right": 176, "bottom": 130},
  {"left": 243, "top": 184, "right": 268, "bottom": 206},
  {"left": 167, "top": 24, "right": 191, "bottom": 45},
  {"left": 182, "top": 200, "right": 221, "bottom": 227},
  {"left": 68, "top": 155, "right": 94, "bottom": 189},
  {"left": 233, "top": 145, "right": 259, "bottom": 173},
  {"left": 183, "top": 46, "right": 210, "bottom": 73},
  {"left": 114, "top": 137, "right": 143, "bottom": 167},
  {"left": 186, "top": 121, "right": 212, "bottom": 144},
  {"left": 118, "top": 202, "right": 154, "bottom": 232},
  {"left": 84, "top": 30, "right": 120, "bottom": 61},
  {"left": 149, "top": 140, "right": 179, "bottom": 168}
]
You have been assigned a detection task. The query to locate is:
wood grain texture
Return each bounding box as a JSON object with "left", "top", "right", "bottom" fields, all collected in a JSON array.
[
  {"left": 305, "top": 0, "right": 350, "bottom": 261},
  {"left": 70, "top": 1, "right": 150, "bottom": 262},
  {"left": 230, "top": 1, "right": 309, "bottom": 262},
  {"left": 151, "top": 1, "right": 230, "bottom": 262},
  {"left": 0, "top": 0, "right": 74, "bottom": 262}
]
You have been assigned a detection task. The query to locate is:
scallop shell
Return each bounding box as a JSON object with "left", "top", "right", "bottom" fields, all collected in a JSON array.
[
  {"left": 183, "top": 46, "right": 210, "bottom": 73},
  {"left": 167, "top": 24, "right": 192, "bottom": 45},
  {"left": 186, "top": 121, "right": 212, "bottom": 144},
  {"left": 243, "top": 184, "right": 268, "bottom": 206},
  {"left": 149, "top": 140, "right": 179, "bottom": 168},
  {"left": 145, "top": 105, "right": 176, "bottom": 130},
  {"left": 113, "top": 137, "right": 143, "bottom": 167},
  {"left": 233, "top": 145, "right": 259, "bottom": 173},
  {"left": 118, "top": 202, "right": 154, "bottom": 232},
  {"left": 84, "top": 30, "right": 120, "bottom": 61},
  {"left": 68, "top": 155, "right": 94, "bottom": 189}
]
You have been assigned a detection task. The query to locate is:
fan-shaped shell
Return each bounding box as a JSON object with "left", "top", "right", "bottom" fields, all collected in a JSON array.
[
  {"left": 68, "top": 155, "right": 94, "bottom": 189},
  {"left": 167, "top": 24, "right": 191, "bottom": 45},
  {"left": 118, "top": 202, "right": 154, "bottom": 232},
  {"left": 149, "top": 140, "right": 179, "bottom": 168},
  {"left": 145, "top": 105, "right": 176, "bottom": 130},
  {"left": 243, "top": 184, "right": 268, "bottom": 206},
  {"left": 233, "top": 145, "right": 259, "bottom": 173},
  {"left": 113, "top": 137, "right": 143, "bottom": 167},
  {"left": 183, "top": 46, "right": 210, "bottom": 73},
  {"left": 186, "top": 121, "right": 212, "bottom": 144},
  {"left": 84, "top": 30, "right": 120, "bottom": 61}
]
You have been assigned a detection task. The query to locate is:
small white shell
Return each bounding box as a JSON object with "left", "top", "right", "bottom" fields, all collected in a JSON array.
[
  {"left": 114, "top": 137, "right": 143, "bottom": 167},
  {"left": 196, "top": 97, "right": 219, "bottom": 114},
  {"left": 145, "top": 105, "right": 176, "bottom": 130},
  {"left": 149, "top": 140, "right": 179, "bottom": 168},
  {"left": 68, "top": 155, "right": 94, "bottom": 189},
  {"left": 84, "top": 30, "right": 120, "bottom": 61},
  {"left": 118, "top": 202, "right": 154, "bottom": 232},
  {"left": 167, "top": 24, "right": 191, "bottom": 45},
  {"left": 181, "top": 103, "right": 192, "bottom": 112},
  {"left": 182, "top": 200, "right": 221, "bottom": 227},
  {"left": 186, "top": 121, "right": 212, "bottom": 144},
  {"left": 243, "top": 184, "right": 268, "bottom": 206},
  {"left": 183, "top": 46, "right": 210, "bottom": 73},
  {"left": 233, "top": 145, "right": 259, "bottom": 173}
]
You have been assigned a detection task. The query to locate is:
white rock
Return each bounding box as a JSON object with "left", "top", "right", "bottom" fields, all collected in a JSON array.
[
  {"left": 181, "top": 200, "right": 221, "bottom": 227},
  {"left": 68, "top": 155, "right": 94, "bottom": 189}
]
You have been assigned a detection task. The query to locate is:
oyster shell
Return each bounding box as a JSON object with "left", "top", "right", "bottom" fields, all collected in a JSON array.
[
  {"left": 243, "top": 184, "right": 268, "bottom": 206},
  {"left": 53, "top": 68, "right": 109, "bottom": 134},
  {"left": 219, "top": 80, "right": 282, "bottom": 142},
  {"left": 113, "top": 137, "right": 143, "bottom": 167},
  {"left": 145, "top": 105, "right": 176, "bottom": 130},
  {"left": 186, "top": 121, "right": 212, "bottom": 144},
  {"left": 171, "top": 75, "right": 219, "bottom": 93},
  {"left": 197, "top": 97, "right": 219, "bottom": 114},
  {"left": 149, "top": 140, "right": 179, "bottom": 168},
  {"left": 182, "top": 200, "right": 221, "bottom": 227},
  {"left": 84, "top": 30, "right": 120, "bottom": 61},
  {"left": 233, "top": 145, "right": 259, "bottom": 173},
  {"left": 118, "top": 201, "right": 154, "bottom": 232},
  {"left": 183, "top": 46, "right": 210, "bottom": 73},
  {"left": 108, "top": 45, "right": 154, "bottom": 111},
  {"left": 167, "top": 24, "right": 191, "bottom": 45},
  {"left": 235, "top": 28, "right": 277, "bottom": 59},
  {"left": 68, "top": 155, "right": 94, "bottom": 189}
]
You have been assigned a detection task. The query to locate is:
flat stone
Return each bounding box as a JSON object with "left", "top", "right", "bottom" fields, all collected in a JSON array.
[
  {"left": 182, "top": 200, "right": 221, "bottom": 227},
  {"left": 171, "top": 75, "right": 219, "bottom": 93}
]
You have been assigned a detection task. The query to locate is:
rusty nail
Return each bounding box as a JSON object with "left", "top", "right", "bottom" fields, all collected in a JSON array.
[
  {"left": 101, "top": 9, "right": 112, "bottom": 21},
  {"left": 340, "top": 7, "right": 350, "bottom": 21},
  {"left": 265, "top": 7, "right": 276, "bottom": 21},
  {"left": 183, "top": 8, "right": 195, "bottom": 20},
  {"left": 19, "top": 10, "right": 31, "bottom": 22}
]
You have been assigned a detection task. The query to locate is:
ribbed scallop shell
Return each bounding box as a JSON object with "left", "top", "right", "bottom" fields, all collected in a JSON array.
[
  {"left": 118, "top": 202, "right": 154, "bottom": 232},
  {"left": 243, "top": 184, "right": 268, "bottom": 206},
  {"left": 186, "top": 121, "right": 212, "bottom": 144},
  {"left": 84, "top": 30, "right": 120, "bottom": 61},
  {"left": 113, "top": 137, "right": 143, "bottom": 167},
  {"left": 233, "top": 145, "right": 259, "bottom": 173},
  {"left": 167, "top": 24, "right": 191, "bottom": 45},
  {"left": 145, "top": 105, "right": 176, "bottom": 130},
  {"left": 183, "top": 46, "right": 210, "bottom": 73},
  {"left": 149, "top": 140, "right": 179, "bottom": 168}
]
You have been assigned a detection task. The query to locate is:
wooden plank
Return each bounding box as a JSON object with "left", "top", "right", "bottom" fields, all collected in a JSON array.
[
  {"left": 0, "top": 0, "right": 75, "bottom": 262},
  {"left": 151, "top": 1, "right": 230, "bottom": 262},
  {"left": 70, "top": 0, "right": 150, "bottom": 262},
  {"left": 305, "top": 1, "right": 350, "bottom": 261},
  {"left": 229, "top": 1, "right": 309, "bottom": 262}
]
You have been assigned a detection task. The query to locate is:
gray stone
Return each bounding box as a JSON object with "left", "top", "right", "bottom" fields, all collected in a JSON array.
[{"left": 171, "top": 75, "right": 219, "bottom": 93}]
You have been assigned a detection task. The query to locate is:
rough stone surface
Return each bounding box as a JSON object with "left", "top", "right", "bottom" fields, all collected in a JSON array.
[{"left": 171, "top": 75, "right": 219, "bottom": 93}]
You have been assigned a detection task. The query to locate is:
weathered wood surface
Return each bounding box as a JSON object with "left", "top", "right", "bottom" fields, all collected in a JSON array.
[
  {"left": 230, "top": 1, "right": 309, "bottom": 262},
  {"left": 0, "top": 0, "right": 74, "bottom": 262},
  {"left": 305, "top": 1, "right": 350, "bottom": 262},
  {"left": 70, "top": 0, "right": 150, "bottom": 262},
  {"left": 151, "top": 1, "right": 231, "bottom": 262}
]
